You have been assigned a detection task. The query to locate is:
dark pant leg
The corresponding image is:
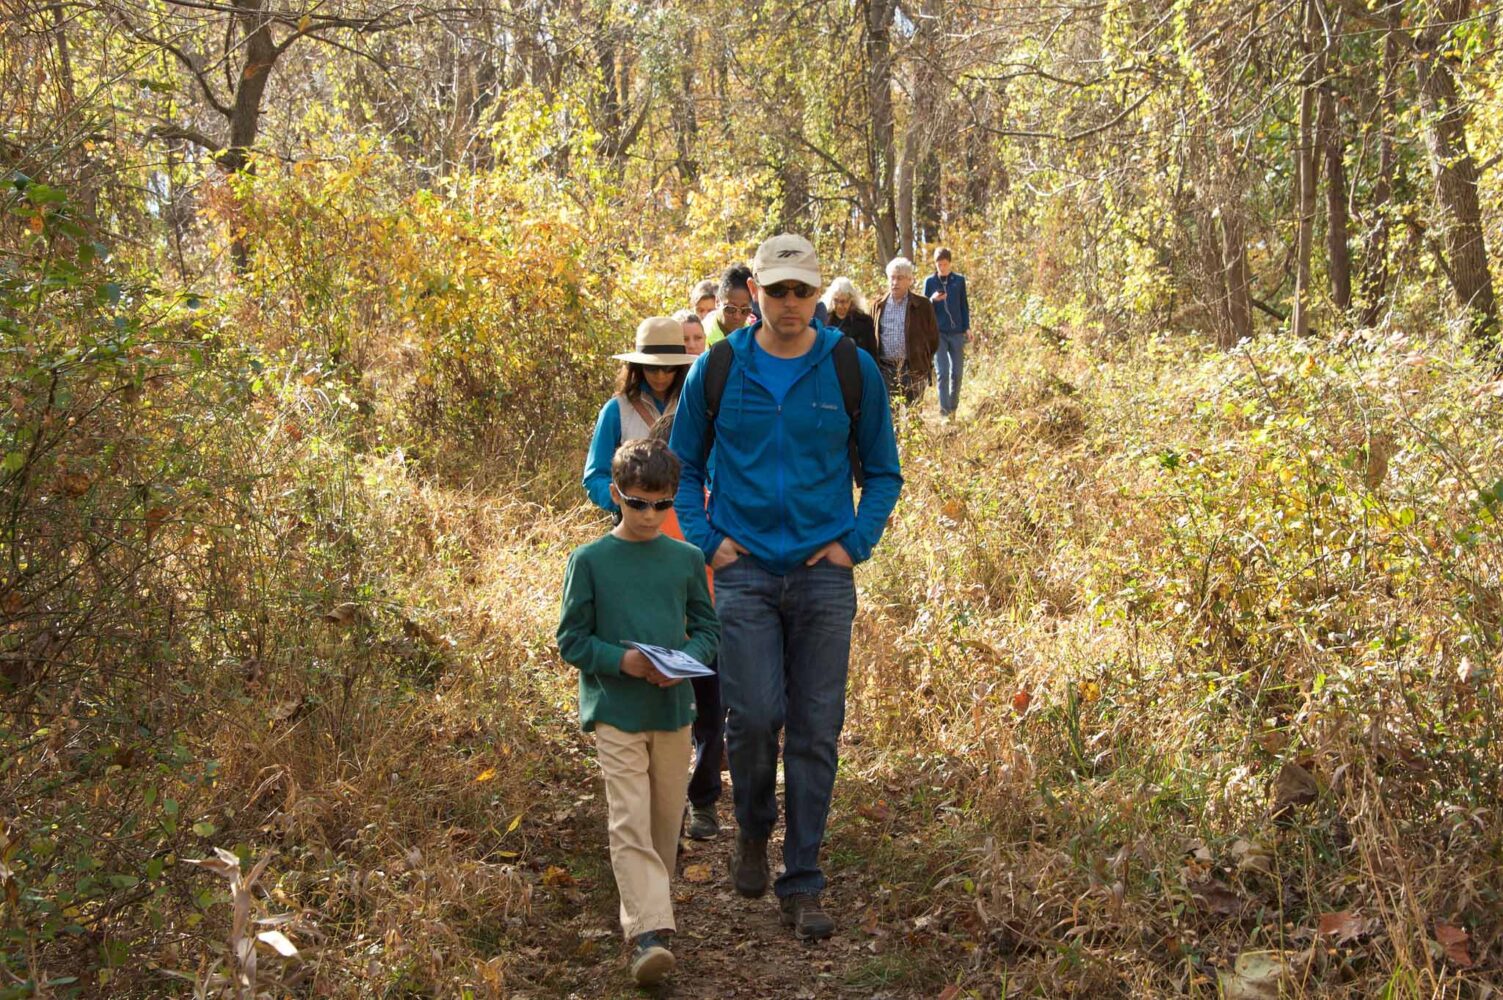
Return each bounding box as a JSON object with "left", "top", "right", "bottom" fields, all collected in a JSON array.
[
  {"left": 774, "top": 560, "right": 856, "bottom": 898},
  {"left": 878, "top": 359, "right": 903, "bottom": 403},
  {"left": 712, "top": 559, "right": 785, "bottom": 841},
  {"left": 686, "top": 666, "right": 723, "bottom": 808}
]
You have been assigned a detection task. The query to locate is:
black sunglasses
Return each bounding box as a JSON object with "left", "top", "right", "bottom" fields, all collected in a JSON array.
[
  {"left": 762, "top": 282, "right": 818, "bottom": 299},
  {"left": 616, "top": 489, "right": 675, "bottom": 512}
]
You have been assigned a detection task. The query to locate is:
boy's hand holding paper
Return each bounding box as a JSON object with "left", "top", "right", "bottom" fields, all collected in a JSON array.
[
  {"left": 620, "top": 647, "right": 677, "bottom": 687},
  {"left": 627, "top": 642, "right": 714, "bottom": 680}
]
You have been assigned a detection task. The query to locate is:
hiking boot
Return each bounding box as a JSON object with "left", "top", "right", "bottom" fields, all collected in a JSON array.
[
  {"left": 686, "top": 804, "right": 719, "bottom": 841},
  {"left": 730, "top": 834, "right": 768, "bottom": 898},
  {"left": 629, "top": 931, "right": 675, "bottom": 986},
  {"left": 780, "top": 893, "right": 835, "bottom": 941}
]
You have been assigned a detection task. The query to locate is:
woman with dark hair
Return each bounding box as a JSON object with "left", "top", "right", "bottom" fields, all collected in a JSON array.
[{"left": 583, "top": 317, "right": 695, "bottom": 514}]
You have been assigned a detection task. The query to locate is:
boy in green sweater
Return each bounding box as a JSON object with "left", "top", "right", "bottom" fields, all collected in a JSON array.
[{"left": 556, "top": 437, "right": 719, "bottom": 986}]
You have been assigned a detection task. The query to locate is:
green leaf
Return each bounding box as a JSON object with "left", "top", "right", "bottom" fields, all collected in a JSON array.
[
  {"left": 191, "top": 821, "right": 216, "bottom": 838},
  {"left": 1, "top": 452, "right": 24, "bottom": 474},
  {"left": 25, "top": 183, "right": 66, "bottom": 205}
]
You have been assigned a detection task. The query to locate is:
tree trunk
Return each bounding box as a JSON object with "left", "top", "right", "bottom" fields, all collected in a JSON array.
[
  {"left": 221, "top": 0, "right": 278, "bottom": 270},
  {"left": 916, "top": 147, "right": 941, "bottom": 243},
  {"left": 1220, "top": 208, "right": 1254, "bottom": 347},
  {"left": 672, "top": 56, "right": 698, "bottom": 184},
  {"left": 899, "top": 0, "right": 943, "bottom": 259},
  {"left": 1413, "top": 2, "right": 1498, "bottom": 348},
  {"left": 1209, "top": 139, "right": 1253, "bottom": 348},
  {"left": 865, "top": 0, "right": 899, "bottom": 264},
  {"left": 1291, "top": 0, "right": 1322, "bottom": 338},
  {"left": 897, "top": 121, "right": 916, "bottom": 259},
  {"left": 1319, "top": 83, "right": 1352, "bottom": 312},
  {"left": 1359, "top": 20, "right": 1398, "bottom": 328}
]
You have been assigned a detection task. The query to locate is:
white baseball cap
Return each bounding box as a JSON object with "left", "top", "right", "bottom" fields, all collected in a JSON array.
[{"left": 751, "top": 234, "right": 822, "bottom": 288}]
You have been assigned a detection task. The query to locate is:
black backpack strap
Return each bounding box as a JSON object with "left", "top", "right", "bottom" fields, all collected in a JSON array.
[
  {"left": 701, "top": 339, "right": 735, "bottom": 465},
  {"left": 831, "top": 336, "right": 866, "bottom": 487}
]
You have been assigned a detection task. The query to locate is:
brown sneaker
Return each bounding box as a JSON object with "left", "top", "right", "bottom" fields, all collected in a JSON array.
[
  {"left": 779, "top": 893, "right": 835, "bottom": 940},
  {"left": 730, "top": 834, "right": 768, "bottom": 898}
]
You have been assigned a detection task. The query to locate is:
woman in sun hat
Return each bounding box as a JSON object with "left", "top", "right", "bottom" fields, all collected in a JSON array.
[{"left": 583, "top": 316, "right": 696, "bottom": 514}]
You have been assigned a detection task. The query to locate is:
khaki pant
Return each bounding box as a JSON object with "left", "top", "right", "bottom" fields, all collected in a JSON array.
[{"left": 594, "top": 723, "right": 693, "bottom": 939}]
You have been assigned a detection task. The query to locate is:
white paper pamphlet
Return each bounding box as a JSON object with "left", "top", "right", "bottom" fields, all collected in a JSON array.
[{"left": 626, "top": 642, "right": 714, "bottom": 679}]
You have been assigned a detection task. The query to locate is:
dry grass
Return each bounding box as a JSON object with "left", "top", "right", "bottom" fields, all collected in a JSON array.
[{"left": 840, "top": 328, "right": 1503, "bottom": 997}]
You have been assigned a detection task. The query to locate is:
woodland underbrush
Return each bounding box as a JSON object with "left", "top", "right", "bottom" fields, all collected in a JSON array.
[{"left": 846, "top": 327, "right": 1503, "bottom": 997}]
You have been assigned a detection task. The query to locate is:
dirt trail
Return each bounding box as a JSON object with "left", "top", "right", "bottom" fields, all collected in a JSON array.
[{"left": 514, "top": 751, "right": 928, "bottom": 1000}]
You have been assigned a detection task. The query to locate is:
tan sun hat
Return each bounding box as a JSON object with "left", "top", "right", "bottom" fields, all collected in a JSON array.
[
  {"left": 751, "top": 234, "right": 822, "bottom": 288},
  {"left": 611, "top": 316, "right": 695, "bottom": 366}
]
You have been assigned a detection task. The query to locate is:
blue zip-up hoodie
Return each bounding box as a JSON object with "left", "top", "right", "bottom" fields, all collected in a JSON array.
[{"left": 669, "top": 323, "right": 903, "bottom": 575}]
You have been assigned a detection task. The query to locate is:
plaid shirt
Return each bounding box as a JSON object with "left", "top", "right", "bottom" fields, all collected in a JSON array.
[{"left": 879, "top": 295, "right": 908, "bottom": 362}]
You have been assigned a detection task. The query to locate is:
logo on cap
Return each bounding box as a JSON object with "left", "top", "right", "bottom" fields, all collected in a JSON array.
[{"left": 777, "top": 250, "right": 800, "bottom": 258}]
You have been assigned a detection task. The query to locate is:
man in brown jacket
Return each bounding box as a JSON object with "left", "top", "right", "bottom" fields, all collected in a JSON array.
[{"left": 870, "top": 256, "right": 939, "bottom": 406}]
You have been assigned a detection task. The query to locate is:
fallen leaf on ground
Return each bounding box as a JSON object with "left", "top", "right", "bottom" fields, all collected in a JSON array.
[
  {"left": 856, "top": 800, "right": 890, "bottom": 823},
  {"left": 1435, "top": 920, "right": 1472, "bottom": 967},
  {"left": 1011, "top": 690, "right": 1031, "bottom": 714},
  {"left": 1219, "top": 950, "right": 1304, "bottom": 1000},
  {"left": 1271, "top": 761, "right": 1318, "bottom": 817},
  {"left": 1317, "top": 910, "right": 1368, "bottom": 944},
  {"left": 1230, "top": 838, "right": 1273, "bottom": 874},
  {"left": 682, "top": 863, "right": 712, "bottom": 883},
  {"left": 256, "top": 929, "right": 298, "bottom": 957},
  {"left": 541, "top": 865, "right": 574, "bottom": 887},
  {"left": 1193, "top": 880, "right": 1246, "bottom": 917},
  {"left": 323, "top": 602, "right": 360, "bottom": 625}
]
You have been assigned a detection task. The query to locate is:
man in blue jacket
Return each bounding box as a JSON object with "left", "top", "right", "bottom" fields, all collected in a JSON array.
[
  {"left": 669, "top": 234, "right": 903, "bottom": 941},
  {"left": 923, "top": 247, "right": 971, "bottom": 418}
]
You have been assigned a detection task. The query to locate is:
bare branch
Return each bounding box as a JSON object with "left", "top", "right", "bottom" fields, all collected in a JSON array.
[{"left": 148, "top": 123, "right": 223, "bottom": 150}]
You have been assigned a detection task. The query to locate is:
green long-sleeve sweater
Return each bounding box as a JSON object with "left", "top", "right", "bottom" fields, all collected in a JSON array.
[{"left": 556, "top": 533, "right": 719, "bottom": 733}]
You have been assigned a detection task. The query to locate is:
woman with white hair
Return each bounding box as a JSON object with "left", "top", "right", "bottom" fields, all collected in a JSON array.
[
  {"left": 870, "top": 257, "right": 939, "bottom": 405},
  {"left": 822, "top": 277, "right": 877, "bottom": 357}
]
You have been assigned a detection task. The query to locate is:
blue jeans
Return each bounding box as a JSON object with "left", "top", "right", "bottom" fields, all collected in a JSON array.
[
  {"left": 935, "top": 331, "right": 966, "bottom": 413},
  {"left": 713, "top": 557, "right": 856, "bottom": 898}
]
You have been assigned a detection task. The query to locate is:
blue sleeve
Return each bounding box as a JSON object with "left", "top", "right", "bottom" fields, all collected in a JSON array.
[
  {"left": 957, "top": 275, "right": 970, "bottom": 331},
  {"left": 668, "top": 354, "right": 725, "bottom": 560},
  {"left": 923, "top": 274, "right": 940, "bottom": 298},
  {"left": 838, "top": 350, "right": 903, "bottom": 564},
  {"left": 583, "top": 398, "right": 622, "bottom": 513}
]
